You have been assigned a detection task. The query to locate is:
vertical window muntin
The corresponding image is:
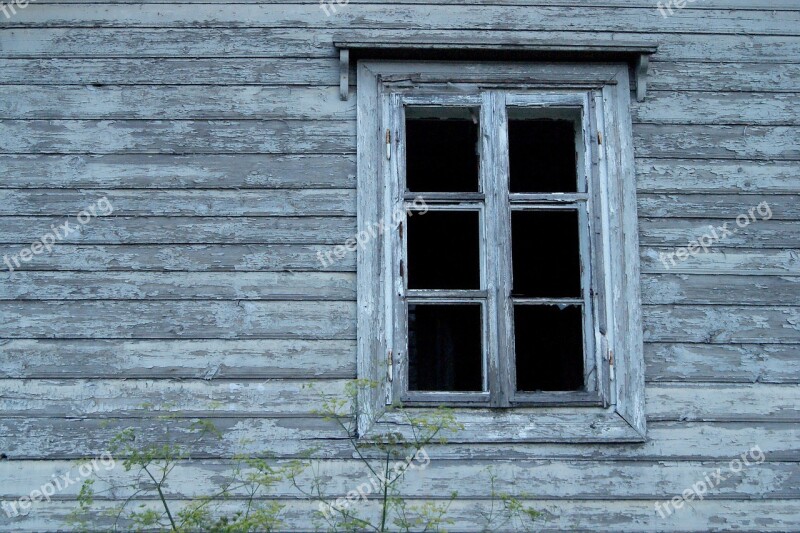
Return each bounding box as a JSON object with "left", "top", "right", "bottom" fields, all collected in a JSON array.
[{"left": 391, "top": 91, "right": 603, "bottom": 407}]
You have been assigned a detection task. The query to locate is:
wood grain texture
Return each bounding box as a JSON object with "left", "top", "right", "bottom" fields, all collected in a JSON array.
[
  {"left": 0, "top": 154, "right": 357, "bottom": 189},
  {"left": 2, "top": 379, "right": 794, "bottom": 421},
  {"left": 0, "top": 458, "right": 796, "bottom": 500},
  {"left": 3, "top": 499, "right": 800, "bottom": 533},
  {"left": 643, "top": 305, "right": 800, "bottom": 343},
  {"left": 0, "top": 301, "right": 356, "bottom": 339},
  {"left": 2, "top": 59, "right": 798, "bottom": 93},
  {"left": 0, "top": 120, "right": 356, "bottom": 154},
  {"left": 645, "top": 343, "right": 800, "bottom": 384},
  {"left": 0, "top": 189, "right": 357, "bottom": 216},
  {"left": 0, "top": 216, "right": 356, "bottom": 244},
  {"left": 7, "top": 5, "right": 800, "bottom": 36},
  {"left": 5, "top": 86, "right": 800, "bottom": 126},
  {"left": 0, "top": 244, "right": 357, "bottom": 271},
  {"left": 2, "top": 418, "right": 796, "bottom": 461},
  {"left": 0, "top": 338, "right": 356, "bottom": 379},
  {"left": 641, "top": 248, "right": 800, "bottom": 276},
  {"left": 0, "top": 272, "right": 356, "bottom": 300},
  {"left": 2, "top": 2, "right": 798, "bottom": 528},
  {"left": 3, "top": 29, "right": 799, "bottom": 63},
  {"left": 641, "top": 274, "right": 800, "bottom": 305}
]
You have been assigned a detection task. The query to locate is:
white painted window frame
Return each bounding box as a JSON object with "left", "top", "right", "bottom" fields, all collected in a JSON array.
[{"left": 357, "top": 61, "right": 645, "bottom": 443}]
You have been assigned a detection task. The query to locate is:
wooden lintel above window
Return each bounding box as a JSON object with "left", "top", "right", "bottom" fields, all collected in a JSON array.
[{"left": 333, "top": 38, "right": 658, "bottom": 102}]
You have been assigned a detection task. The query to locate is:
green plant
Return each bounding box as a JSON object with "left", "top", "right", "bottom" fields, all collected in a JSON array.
[
  {"left": 291, "top": 380, "right": 541, "bottom": 532},
  {"left": 68, "top": 383, "right": 542, "bottom": 532},
  {"left": 68, "top": 415, "right": 301, "bottom": 532}
]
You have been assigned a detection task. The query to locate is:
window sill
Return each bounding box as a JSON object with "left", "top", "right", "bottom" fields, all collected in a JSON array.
[{"left": 361, "top": 406, "right": 646, "bottom": 444}]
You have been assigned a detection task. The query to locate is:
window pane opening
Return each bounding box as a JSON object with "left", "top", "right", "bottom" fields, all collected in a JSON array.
[
  {"left": 408, "top": 304, "right": 483, "bottom": 392},
  {"left": 407, "top": 210, "right": 481, "bottom": 290},
  {"left": 514, "top": 304, "right": 585, "bottom": 392},
  {"left": 511, "top": 210, "right": 582, "bottom": 298},
  {"left": 507, "top": 107, "right": 580, "bottom": 193},
  {"left": 405, "top": 106, "right": 480, "bottom": 193}
]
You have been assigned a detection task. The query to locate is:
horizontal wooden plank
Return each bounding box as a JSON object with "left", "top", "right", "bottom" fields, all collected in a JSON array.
[
  {"left": 641, "top": 274, "right": 800, "bottom": 306},
  {"left": 2, "top": 121, "right": 798, "bottom": 159},
  {"left": 2, "top": 337, "right": 796, "bottom": 385},
  {"left": 0, "top": 272, "right": 356, "bottom": 301},
  {"left": 3, "top": 59, "right": 798, "bottom": 93},
  {"left": 649, "top": 61, "right": 800, "bottom": 93},
  {"left": 5, "top": 86, "right": 799, "bottom": 126},
  {"left": 22, "top": 0, "right": 800, "bottom": 8},
  {"left": 0, "top": 154, "right": 357, "bottom": 189},
  {"left": 643, "top": 305, "right": 800, "bottom": 344},
  {"left": 0, "top": 216, "right": 356, "bottom": 245},
  {"left": 641, "top": 248, "right": 800, "bottom": 276},
  {"left": 645, "top": 343, "right": 800, "bottom": 384},
  {"left": 636, "top": 160, "right": 800, "bottom": 194},
  {"left": 0, "top": 189, "right": 357, "bottom": 216},
  {"left": 3, "top": 248, "right": 794, "bottom": 279},
  {"left": 1, "top": 156, "right": 793, "bottom": 193},
  {"left": 7, "top": 5, "right": 800, "bottom": 36},
  {"left": 3, "top": 29, "right": 799, "bottom": 63},
  {"left": 0, "top": 301, "right": 356, "bottom": 339},
  {"left": 0, "top": 57, "right": 342, "bottom": 85},
  {"left": 2, "top": 378, "right": 794, "bottom": 422},
  {"left": 11, "top": 271, "right": 797, "bottom": 307},
  {"left": 634, "top": 125, "right": 800, "bottom": 160},
  {"left": 0, "top": 85, "right": 354, "bottom": 120},
  {"left": 638, "top": 194, "right": 800, "bottom": 220},
  {"left": 0, "top": 244, "right": 357, "bottom": 272},
  {"left": 0, "top": 339, "right": 356, "bottom": 380},
  {"left": 0, "top": 379, "right": 350, "bottom": 417},
  {"left": 0, "top": 458, "right": 796, "bottom": 500},
  {"left": 4, "top": 499, "right": 800, "bottom": 533},
  {"left": 639, "top": 219, "right": 798, "bottom": 249},
  {"left": 646, "top": 384, "right": 800, "bottom": 422},
  {"left": 2, "top": 417, "right": 796, "bottom": 462},
  {"left": 0, "top": 120, "right": 356, "bottom": 154},
  {"left": 632, "top": 92, "right": 800, "bottom": 126}
]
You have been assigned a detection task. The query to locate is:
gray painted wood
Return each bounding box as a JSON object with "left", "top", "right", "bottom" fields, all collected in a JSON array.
[
  {"left": 3, "top": 29, "right": 799, "bottom": 63},
  {"left": 1, "top": 60, "right": 797, "bottom": 93},
  {"left": 7, "top": 6, "right": 800, "bottom": 36},
  {"left": 0, "top": 154, "right": 357, "bottom": 189},
  {"left": 1, "top": 2, "right": 798, "bottom": 531},
  {"left": 3, "top": 499, "right": 800, "bottom": 533},
  {"left": 1, "top": 458, "right": 797, "bottom": 500}
]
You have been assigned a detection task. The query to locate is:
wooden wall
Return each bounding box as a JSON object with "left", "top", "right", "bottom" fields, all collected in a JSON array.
[{"left": 0, "top": 1, "right": 798, "bottom": 530}]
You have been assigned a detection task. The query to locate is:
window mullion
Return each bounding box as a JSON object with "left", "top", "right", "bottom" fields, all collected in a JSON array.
[{"left": 481, "top": 91, "right": 513, "bottom": 408}]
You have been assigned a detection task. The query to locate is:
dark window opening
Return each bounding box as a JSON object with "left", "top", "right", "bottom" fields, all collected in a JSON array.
[
  {"left": 514, "top": 305, "right": 584, "bottom": 392},
  {"left": 406, "top": 107, "right": 480, "bottom": 193},
  {"left": 511, "top": 210, "right": 582, "bottom": 298},
  {"left": 508, "top": 114, "right": 578, "bottom": 193},
  {"left": 408, "top": 304, "right": 483, "bottom": 392},
  {"left": 407, "top": 210, "right": 480, "bottom": 290}
]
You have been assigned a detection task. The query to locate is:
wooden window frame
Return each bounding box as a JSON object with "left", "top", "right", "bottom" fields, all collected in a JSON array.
[{"left": 357, "top": 61, "right": 646, "bottom": 443}]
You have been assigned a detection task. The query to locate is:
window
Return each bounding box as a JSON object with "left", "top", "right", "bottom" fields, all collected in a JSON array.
[{"left": 357, "top": 61, "right": 646, "bottom": 443}]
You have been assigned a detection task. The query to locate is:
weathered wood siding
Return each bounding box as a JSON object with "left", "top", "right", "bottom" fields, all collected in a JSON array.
[{"left": 1, "top": 1, "right": 798, "bottom": 531}]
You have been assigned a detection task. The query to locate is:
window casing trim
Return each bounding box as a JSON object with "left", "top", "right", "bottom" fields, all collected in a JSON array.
[{"left": 356, "top": 61, "right": 646, "bottom": 443}]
